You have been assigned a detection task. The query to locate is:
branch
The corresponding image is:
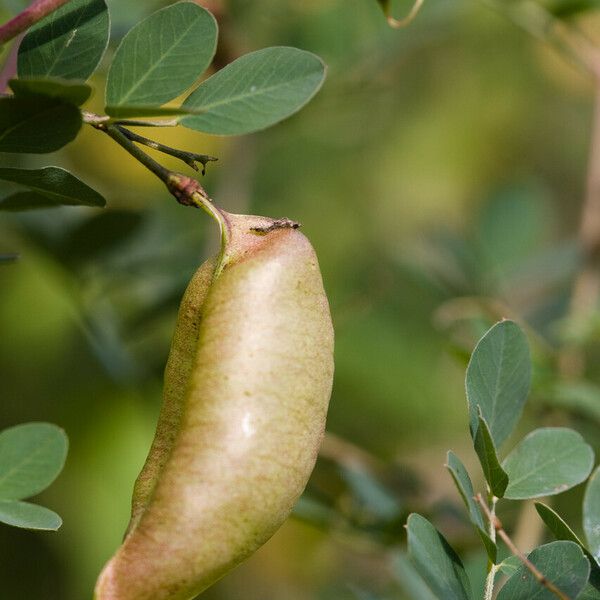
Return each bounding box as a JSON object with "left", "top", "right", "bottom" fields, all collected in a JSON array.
[
  {"left": 116, "top": 126, "right": 218, "bottom": 175},
  {"left": 476, "top": 494, "right": 571, "bottom": 600},
  {"left": 86, "top": 118, "right": 224, "bottom": 227},
  {"left": 559, "top": 77, "right": 600, "bottom": 378},
  {"left": 0, "top": 0, "right": 72, "bottom": 46}
]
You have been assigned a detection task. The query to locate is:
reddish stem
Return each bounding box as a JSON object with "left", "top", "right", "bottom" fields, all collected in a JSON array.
[{"left": 0, "top": 0, "right": 72, "bottom": 45}]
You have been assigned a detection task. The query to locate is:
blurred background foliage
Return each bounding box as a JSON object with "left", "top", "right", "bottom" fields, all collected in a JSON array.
[{"left": 1, "top": 0, "right": 600, "bottom": 598}]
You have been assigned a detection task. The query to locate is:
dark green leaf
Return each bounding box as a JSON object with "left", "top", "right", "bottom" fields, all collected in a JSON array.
[
  {"left": 473, "top": 414, "right": 508, "bottom": 498},
  {"left": 535, "top": 502, "right": 585, "bottom": 546},
  {"left": 548, "top": 0, "right": 600, "bottom": 18},
  {"left": 392, "top": 551, "right": 438, "bottom": 600},
  {"left": 0, "top": 500, "right": 62, "bottom": 531},
  {"left": 466, "top": 320, "right": 531, "bottom": 448},
  {"left": 584, "top": 466, "right": 600, "bottom": 564},
  {"left": 0, "top": 167, "right": 105, "bottom": 209},
  {"left": 58, "top": 210, "right": 144, "bottom": 264},
  {"left": 106, "top": 2, "right": 217, "bottom": 109},
  {"left": 0, "top": 96, "right": 81, "bottom": 153},
  {"left": 502, "top": 428, "right": 594, "bottom": 499},
  {"left": 0, "top": 423, "right": 68, "bottom": 500},
  {"left": 182, "top": 46, "right": 326, "bottom": 135},
  {"left": 445, "top": 451, "right": 497, "bottom": 562},
  {"left": 406, "top": 513, "right": 472, "bottom": 600},
  {"left": 18, "top": 0, "right": 109, "bottom": 80},
  {"left": 10, "top": 77, "right": 92, "bottom": 106},
  {"left": 496, "top": 541, "right": 590, "bottom": 600}
]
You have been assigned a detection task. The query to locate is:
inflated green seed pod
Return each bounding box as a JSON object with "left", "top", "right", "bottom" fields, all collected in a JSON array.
[{"left": 95, "top": 211, "right": 334, "bottom": 600}]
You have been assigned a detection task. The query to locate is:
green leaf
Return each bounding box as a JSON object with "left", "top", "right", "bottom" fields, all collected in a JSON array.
[
  {"left": 10, "top": 77, "right": 92, "bottom": 106},
  {"left": 182, "top": 46, "right": 326, "bottom": 135},
  {"left": 535, "top": 502, "right": 585, "bottom": 546},
  {"left": 0, "top": 96, "right": 81, "bottom": 153},
  {"left": 496, "top": 541, "right": 590, "bottom": 600},
  {"left": 392, "top": 551, "right": 438, "bottom": 600},
  {"left": 445, "top": 451, "right": 497, "bottom": 562},
  {"left": 473, "top": 414, "right": 508, "bottom": 498},
  {"left": 502, "top": 428, "right": 594, "bottom": 499},
  {"left": 0, "top": 500, "right": 62, "bottom": 531},
  {"left": 535, "top": 501, "right": 600, "bottom": 598},
  {"left": 498, "top": 556, "right": 521, "bottom": 577},
  {"left": 406, "top": 513, "right": 472, "bottom": 600},
  {"left": 0, "top": 423, "right": 68, "bottom": 500},
  {"left": 18, "top": 0, "right": 109, "bottom": 80},
  {"left": 0, "top": 167, "right": 105, "bottom": 209},
  {"left": 584, "top": 466, "right": 600, "bottom": 564},
  {"left": 466, "top": 320, "right": 531, "bottom": 448},
  {"left": 105, "top": 2, "right": 217, "bottom": 110}
]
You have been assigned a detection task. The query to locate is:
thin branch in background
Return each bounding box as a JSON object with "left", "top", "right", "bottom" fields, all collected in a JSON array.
[
  {"left": 559, "top": 77, "right": 600, "bottom": 378},
  {"left": 0, "top": 0, "right": 72, "bottom": 45},
  {"left": 116, "top": 126, "right": 218, "bottom": 175},
  {"left": 386, "top": 0, "right": 426, "bottom": 29},
  {"left": 476, "top": 494, "right": 571, "bottom": 600}
]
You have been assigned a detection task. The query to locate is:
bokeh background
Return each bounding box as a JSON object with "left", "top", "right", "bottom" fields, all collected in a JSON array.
[{"left": 1, "top": 0, "right": 600, "bottom": 598}]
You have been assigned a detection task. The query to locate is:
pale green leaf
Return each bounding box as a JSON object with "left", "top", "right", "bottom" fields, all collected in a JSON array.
[
  {"left": 0, "top": 423, "right": 68, "bottom": 500},
  {"left": 182, "top": 46, "right": 326, "bottom": 135},
  {"left": 18, "top": 0, "right": 109, "bottom": 80},
  {"left": 502, "top": 428, "right": 594, "bottom": 499},
  {"left": 0, "top": 500, "right": 62, "bottom": 531},
  {"left": 466, "top": 320, "right": 531, "bottom": 448}
]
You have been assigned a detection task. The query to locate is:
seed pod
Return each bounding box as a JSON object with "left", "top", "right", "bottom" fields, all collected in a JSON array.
[{"left": 95, "top": 211, "right": 334, "bottom": 600}]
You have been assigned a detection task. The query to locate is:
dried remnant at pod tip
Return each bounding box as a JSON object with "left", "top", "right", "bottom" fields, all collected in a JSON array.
[{"left": 94, "top": 209, "right": 335, "bottom": 600}]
